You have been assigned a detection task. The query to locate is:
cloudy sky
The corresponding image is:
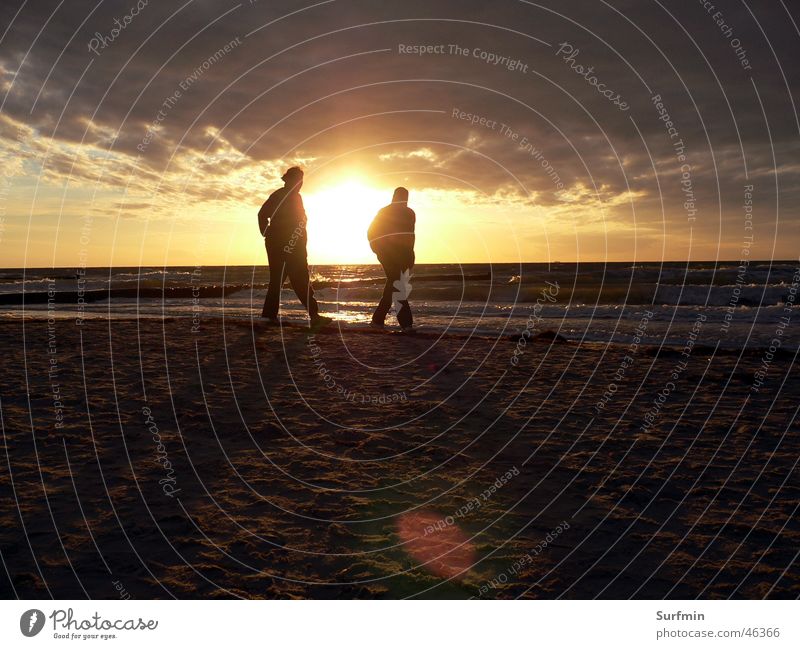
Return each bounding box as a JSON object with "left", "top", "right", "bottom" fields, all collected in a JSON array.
[{"left": 0, "top": 0, "right": 798, "bottom": 266}]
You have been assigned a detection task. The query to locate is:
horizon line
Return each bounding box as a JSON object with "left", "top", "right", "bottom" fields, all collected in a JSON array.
[{"left": 2, "top": 259, "right": 797, "bottom": 271}]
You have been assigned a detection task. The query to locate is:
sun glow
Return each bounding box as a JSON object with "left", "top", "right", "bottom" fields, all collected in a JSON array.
[{"left": 304, "top": 180, "right": 389, "bottom": 264}]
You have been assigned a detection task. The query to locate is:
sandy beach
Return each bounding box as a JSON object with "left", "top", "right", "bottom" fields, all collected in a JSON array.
[{"left": 0, "top": 316, "right": 797, "bottom": 599}]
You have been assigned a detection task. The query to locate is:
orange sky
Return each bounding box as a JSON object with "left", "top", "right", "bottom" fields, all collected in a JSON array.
[{"left": 1, "top": 1, "right": 797, "bottom": 268}]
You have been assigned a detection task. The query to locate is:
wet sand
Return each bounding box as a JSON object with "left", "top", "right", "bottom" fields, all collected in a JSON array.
[{"left": 0, "top": 317, "right": 797, "bottom": 599}]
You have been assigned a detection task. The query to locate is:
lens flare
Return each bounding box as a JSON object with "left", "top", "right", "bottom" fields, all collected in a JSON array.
[{"left": 396, "top": 510, "right": 476, "bottom": 580}]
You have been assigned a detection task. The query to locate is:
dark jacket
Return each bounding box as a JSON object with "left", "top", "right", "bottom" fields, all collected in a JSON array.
[
  {"left": 367, "top": 203, "right": 415, "bottom": 266},
  {"left": 258, "top": 187, "right": 307, "bottom": 249}
]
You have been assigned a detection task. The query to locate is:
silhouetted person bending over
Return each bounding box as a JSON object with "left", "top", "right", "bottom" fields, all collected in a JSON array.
[
  {"left": 259, "top": 167, "right": 331, "bottom": 327},
  {"left": 367, "top": 187, "right": 415, "bottom": 331}
]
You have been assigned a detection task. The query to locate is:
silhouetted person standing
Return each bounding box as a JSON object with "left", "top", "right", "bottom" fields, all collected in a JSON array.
[
  {"left": 367, "top": 187, "right": 415, "bottom": 331},
  {"left": 259, "top": 167, "right": 331, "bottom": 327}
]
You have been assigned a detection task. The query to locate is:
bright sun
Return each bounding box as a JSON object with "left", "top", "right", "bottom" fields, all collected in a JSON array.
[{"left": 303, "top": 180, "right": 389, "bottom": 264}]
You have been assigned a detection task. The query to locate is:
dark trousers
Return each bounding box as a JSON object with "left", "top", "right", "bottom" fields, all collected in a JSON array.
[
  {"left": 262, "top": 240, "right": 318, "bottom": 319},
  {"left": 372, "top": 257, "right": 412, "bottom": 328}
]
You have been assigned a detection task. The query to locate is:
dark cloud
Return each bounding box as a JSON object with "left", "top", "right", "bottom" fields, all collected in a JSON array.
[{"left": 1, "top": 0, "right": 798, "bottom": 256}]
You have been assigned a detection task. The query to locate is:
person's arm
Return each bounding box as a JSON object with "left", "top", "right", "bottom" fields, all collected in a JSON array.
[
  {"left": 398, "top": 208, "right": 415, "bottom": 252},
  {"left": 258, "top": 193, "right": 279, "bottom": 236},
  {"left": 368, "top": 209, "right": 384, "bottom": 254},
  {"left": 296, "top": 195, "right": 308, "bottom": 226}
]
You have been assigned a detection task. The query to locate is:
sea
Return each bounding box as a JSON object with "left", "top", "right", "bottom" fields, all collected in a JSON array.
[{"left": 1, "top": 261, "right": 798, "bottom": 352}]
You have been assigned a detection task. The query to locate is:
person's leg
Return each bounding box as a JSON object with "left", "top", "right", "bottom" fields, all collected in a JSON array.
[
  {"left": 262, "top": 240, "right": 285, "bottom": 318},
  {"left": 396, "top": 271, "right": 413, "bottom": 329},
  {"left": 372, "top": 258, "right": 396, "bottom": 325},
  {"left": 393, "top": 260, "right": 413, "bottom": 329},
  {"left": 286, "top": 255, "right": 319, "bottom": 319}
]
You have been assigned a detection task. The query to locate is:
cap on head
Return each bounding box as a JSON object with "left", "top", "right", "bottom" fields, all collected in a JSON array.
[
  {"left": 392, "top": 186, "right": 409, "bottom": 203},
  {"left": 281, "top": 166, "right": 304, "bottom": 183}
]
